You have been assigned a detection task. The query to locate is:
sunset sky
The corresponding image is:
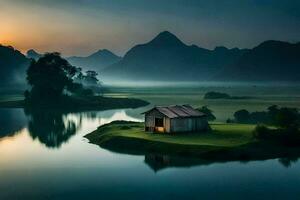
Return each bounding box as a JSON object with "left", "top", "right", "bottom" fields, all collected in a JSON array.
[{"left": 1, "top": 0, "right": 299, "bottom": 56}]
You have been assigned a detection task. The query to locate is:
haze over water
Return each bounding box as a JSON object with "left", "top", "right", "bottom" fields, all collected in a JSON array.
[{"left": 1, "top": 85, "right": 300, "bottom": 199}]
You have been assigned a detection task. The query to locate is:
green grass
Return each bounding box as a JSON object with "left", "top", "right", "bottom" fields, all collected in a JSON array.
[
  {"left": 85, "top": 121, "right": 257, "bottom": 158},
  {"left": 85, "top": 121, "right": 300, "bottom": 161},
  {"left": 91, "top": 122, "right": 255, "bottom": 147}
]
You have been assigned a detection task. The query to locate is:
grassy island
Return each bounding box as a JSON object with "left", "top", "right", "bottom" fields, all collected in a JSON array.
[{"left": 85, "top": 121, "right": 300, "bottom": 162}]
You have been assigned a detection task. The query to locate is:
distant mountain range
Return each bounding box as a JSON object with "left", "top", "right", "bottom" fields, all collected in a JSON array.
[
  {"left": 26, "top": 49, "right": 122, "bottom": 72},
  {"left": 67, "top": 49, "right": 121, "bottom": 71},
  {"left": 1, "top": 31, "right": 299, "bottom": 86},
  {"left": 102, "top": 31, "right": 248, "bottom": 81},
  {"left": 215, "top": 40, "right": 300, "bottom": 81},
  {"left": 101, "top": 31, "right": 300, "bottom": 82}
]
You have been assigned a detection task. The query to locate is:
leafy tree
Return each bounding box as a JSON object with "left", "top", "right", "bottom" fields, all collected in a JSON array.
[
  {"left": 267, "top": 105, "right": 279, "bottom": 124},
  {"left": 234, "top": 109, "right": 250, "bottom": 123},
  {"left": 249, "top": 111, "right": 268, "bottom": 124},
  {"left": 275, "top": 107, "right": 299, "bottom": 128},
  {"left": 26, "top": 53, "right": 78, "bottom": 101},
  {"left": 197, "top": 106, "right": 216, "bottom": 121},
  {"left": 84, "top": 70, "right": 99, "bottom": 85}
]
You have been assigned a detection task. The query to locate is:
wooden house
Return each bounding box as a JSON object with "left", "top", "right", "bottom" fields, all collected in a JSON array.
[{"left": 143, "top": 105, "right": 209, "bottom": 133}]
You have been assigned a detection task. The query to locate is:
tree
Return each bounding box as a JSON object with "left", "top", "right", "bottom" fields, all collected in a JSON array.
[
  {"left": 26, "top": 53, "right": 78, "bottom": 101},
  {"left": 275, "top": 107, "right": 299, "bottom": 128},
  {"left": 267, "top": 105, "right": 279, "bottom": 124},
  {"left": 197, "top": 106, "right": 216, "bottom": 121},
  {"left": 234, "top": 109, "right": 250, "bottom": 123},
  {"left": 84, "top": 70, "right": 99, "bottom": 85}
]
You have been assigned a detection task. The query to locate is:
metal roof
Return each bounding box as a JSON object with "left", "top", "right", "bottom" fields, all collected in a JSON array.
[{"left": 143, "top": 105, "right": 206, "bottom": 119}]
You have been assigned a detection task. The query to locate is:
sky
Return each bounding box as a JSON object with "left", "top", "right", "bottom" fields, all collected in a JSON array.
[{"left": 0, "top": 0, "right": 300, "bottom": 56}]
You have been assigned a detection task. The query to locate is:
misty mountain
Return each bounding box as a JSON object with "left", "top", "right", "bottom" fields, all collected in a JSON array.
[
  {"left": 67, "top": 49, "right": 122, "bottom": 72},
  {"left": 216, "top": 40, "right": 300, "bottom": 81},
  {"left": 2, "top": 32, "right": 299, "bottom": 87},
  {"left": 27, "top": 49, "right": 42, "bottom": 60},
  {"left": 0, "top": 45, "right": 30, "bottom": 86},
  {"left": 101, "top": 31, "right": 248, "bottom": 81}
]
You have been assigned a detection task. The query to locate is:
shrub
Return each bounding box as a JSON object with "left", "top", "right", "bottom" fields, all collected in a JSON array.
[
  {"left": 197, "top": 106, "right": 216, "bottom": 121},
  {"left": 252, "top": 125, "right": 273, "bottom": 140}
]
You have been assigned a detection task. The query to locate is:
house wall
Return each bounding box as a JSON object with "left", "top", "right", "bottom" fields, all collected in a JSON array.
[
  {"left": 170, "top": 117, "right": 208, "bottom": 133},
  {"left": 145, "top": 110, "right": 170, "bottom": 132}
]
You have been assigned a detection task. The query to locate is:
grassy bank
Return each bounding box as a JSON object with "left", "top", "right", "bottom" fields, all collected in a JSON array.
[
  {"left": 0, "top": 95, "right": 149, "bottom": 111},
  {"left": 85, "top": 121, "right": 300, "bottom": 161}
]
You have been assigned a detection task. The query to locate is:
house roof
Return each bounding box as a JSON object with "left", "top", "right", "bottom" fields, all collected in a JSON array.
[{"left": 142, "top": 105, "right": 206, "bottom": 119}]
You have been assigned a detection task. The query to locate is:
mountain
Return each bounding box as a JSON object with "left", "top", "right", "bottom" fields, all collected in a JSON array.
[
  {"left": 26, "top": 49, "right": 42, "bottom": 60},
  {"left": 216, "top": 40, "right": 300, "bottom": 81},
  {"left": 67, "top": 49, "right": 122, "bottom": 72},
  {"left": 0, "top": 45, "right": 30, "bottom": 86},
  {"left": 101, "top": 31, "right": 247, "bottom": 81}
]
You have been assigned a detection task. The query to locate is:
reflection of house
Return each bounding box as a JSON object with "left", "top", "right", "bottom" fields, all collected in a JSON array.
[{"left": 143, "top": 105, "right": 209, "bottom": 133}]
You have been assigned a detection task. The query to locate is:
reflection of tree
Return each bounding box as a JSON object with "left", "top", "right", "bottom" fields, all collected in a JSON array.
[
  {"left": 25, "top": 109, "right": 81, "bottom": 148},
  {"left": 278, "top": 157, "right": 299, "bottom": 168},
  {"left": 144, "top": 153, "right": 217, "bottom": 173},
  {"left": 145, "top": 153, "right": 300, "bottom": 172}
]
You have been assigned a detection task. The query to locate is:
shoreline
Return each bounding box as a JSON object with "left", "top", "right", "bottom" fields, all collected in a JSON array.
[
  {"left": 0, "top": 96, "right": 149, "bottom": 111},
  {"left": 85, "top": 121, "right": 300, "bottom": 163}
]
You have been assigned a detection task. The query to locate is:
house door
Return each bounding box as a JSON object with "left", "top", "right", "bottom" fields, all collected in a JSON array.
[{"left": 155, "top": 117, "right": 164, "bottom": 132}]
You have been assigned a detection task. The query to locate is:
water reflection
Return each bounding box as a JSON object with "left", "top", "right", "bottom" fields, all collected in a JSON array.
[
  {"left": 0, "top": 108, "right": 27, "bottom": 138},
  {"left": 278, "top": 157, "right": 300, "bottom": 168},
  {"left": 2, "top": 107, "right": 299, "bottom": 171},
  {"left": 25, "top": 109, "right": 82, "bottom": 148},
  {"left": 144, "top": 153, "right": 300, "bottom": 172},
  {"left": 0, "top": 108, "right": 143, "bottom": 149}
]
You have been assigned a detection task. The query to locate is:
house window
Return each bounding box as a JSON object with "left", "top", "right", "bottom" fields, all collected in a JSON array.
[{"left": 155, "top": 118, "right": 164, "bottom": 127}]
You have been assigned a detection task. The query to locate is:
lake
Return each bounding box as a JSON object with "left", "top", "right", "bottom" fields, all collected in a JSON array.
[{"left": 1, "top": 85, "right": 300, "bottom": 199}]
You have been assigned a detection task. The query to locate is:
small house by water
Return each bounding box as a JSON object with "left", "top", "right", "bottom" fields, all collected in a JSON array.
[{"left": 143, "top": 105, "right": 209, "bottom": 133}]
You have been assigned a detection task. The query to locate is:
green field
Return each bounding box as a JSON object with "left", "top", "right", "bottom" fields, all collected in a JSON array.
[{"left": 105, "top": 85, "right": 300, "bottom": 121}]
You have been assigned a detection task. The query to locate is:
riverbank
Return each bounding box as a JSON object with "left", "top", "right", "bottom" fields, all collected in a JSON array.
[
  {"left": 0, "top": 96, "right": 149, "bottom": 111},
  {"left": 85, "top": 121, "right": 300, "bottom": 162}
]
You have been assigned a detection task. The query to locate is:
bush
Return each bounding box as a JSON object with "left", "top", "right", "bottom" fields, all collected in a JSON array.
[
  {"left": 253, "top": 125, "right": 273, "bottom": 140},
  {"left": 197, "top": 106, "right": 216, "bottom": 121},
  {"left": 253, "top": 124, "right": 300, "bottom": 146}
]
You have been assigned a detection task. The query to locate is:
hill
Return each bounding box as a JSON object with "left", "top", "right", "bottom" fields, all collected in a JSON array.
[
  {"left": 0, "top": 45, "right": 30, "bottom": 86},
  {"left": 101, "top": 31, "right": 248, "bottom": 81},
  {"left": 215, "top": 40, "right": 300, "bottom": 81},
  {"left": 101, "top": 31, "right": 300, "bottom": 82},
  {"left": 67, "top": 49, "right": 121, "bottom": 72},
  {"left": 26, "top": 49, "right": 42, "bottom": 60}
]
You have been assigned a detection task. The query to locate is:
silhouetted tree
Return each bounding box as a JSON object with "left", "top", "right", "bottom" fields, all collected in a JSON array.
[
  {"left": 234, "top": 109, "right": 250, "bottom": 123},
  {"left": 26, "top": 53, "right": 78, "bottom": 101},
  {"left": 275, "top": 107, "right": 299, "bottom": 128},
  {"left": 197, "top": 106, "right": 216, "bottom": 121},
  {"left": 84, "top": 70, "right": 99, "bottom": 85}
]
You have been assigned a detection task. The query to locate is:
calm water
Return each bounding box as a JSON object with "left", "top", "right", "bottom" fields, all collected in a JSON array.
[{"left": 1, "top": 107, "right": 300, "bottom": 200}]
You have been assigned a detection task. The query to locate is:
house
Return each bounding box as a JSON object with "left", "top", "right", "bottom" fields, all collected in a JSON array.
[{"left": 142, "top": 105, "right": 209, "bottom": 133}]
